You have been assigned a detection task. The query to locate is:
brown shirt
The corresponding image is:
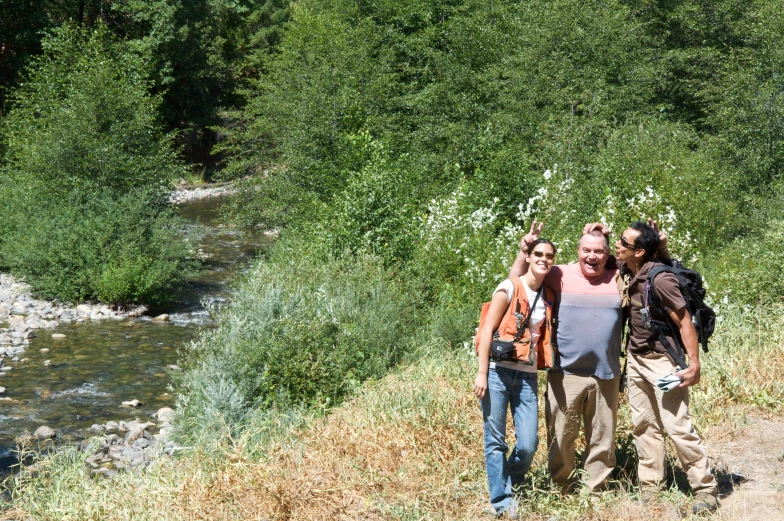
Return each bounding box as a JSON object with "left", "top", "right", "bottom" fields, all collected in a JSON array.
[{"left": 624, "top": 260, "right": 686, "bottom": 359}]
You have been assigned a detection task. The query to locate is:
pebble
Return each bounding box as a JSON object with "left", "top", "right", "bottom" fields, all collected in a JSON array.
[
  {"left": 51, "top": 333, "right": 66, "bottom": 339},
  {"left": 40, "top": 348, "right": 49, "bottom": 353}
]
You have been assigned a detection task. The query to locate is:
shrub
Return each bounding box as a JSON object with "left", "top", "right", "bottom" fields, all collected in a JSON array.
[
  {"left": 174, "top": 244, "right": 418, "bottom": 443},
  {"left": 0, "top": 23, "right": 194, "bottom": 305},
  {"left": 0, "top": 185, "right": 196, "bottom": 305}
]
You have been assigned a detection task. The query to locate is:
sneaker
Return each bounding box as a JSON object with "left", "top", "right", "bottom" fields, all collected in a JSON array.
[{"left": 691, "top": 492, "right": 719, "bottom": 515}]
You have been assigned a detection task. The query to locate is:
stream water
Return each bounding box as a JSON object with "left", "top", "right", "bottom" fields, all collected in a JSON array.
[{"left": 0, "top": 196, "right": 266, "bottom": 473}]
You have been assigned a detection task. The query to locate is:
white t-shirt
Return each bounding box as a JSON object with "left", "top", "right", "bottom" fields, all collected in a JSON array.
[{"left": 489, "top": 277, "right": 546, "bottom": 373}]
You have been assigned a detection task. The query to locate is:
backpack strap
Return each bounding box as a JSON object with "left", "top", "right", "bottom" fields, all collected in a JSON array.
[
  {"left": 510, "top": 278, "right": 544, "bottom": 343},
  {"left": 645, "top": 267, "right": 689, "bottom": 369}
]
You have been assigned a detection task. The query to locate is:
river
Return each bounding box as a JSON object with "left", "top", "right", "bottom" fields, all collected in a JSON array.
[{"left": 0, "top": 196, "right": 266, "bottom": 473}]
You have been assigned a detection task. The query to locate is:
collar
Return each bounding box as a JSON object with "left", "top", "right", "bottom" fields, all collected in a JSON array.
[{"left": 630, "top": 260, "right": 658, "bottom": 286}]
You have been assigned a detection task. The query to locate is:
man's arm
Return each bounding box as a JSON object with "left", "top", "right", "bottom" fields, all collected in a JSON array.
[
  {"left": 648, "top": 218, "right": 671, "bottom": 262},
  {"left": 669, "top": 307, "right": 701, "bottom": 387},
  {"left": 509, "top": 248, "right": 528, "bottom": 278}
]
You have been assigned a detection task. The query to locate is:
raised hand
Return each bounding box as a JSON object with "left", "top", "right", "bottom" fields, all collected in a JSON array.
[
  {"left": 519, "top": 220, "right": 544, "bottom": 254},
  {"left": 647, "top": 218, "right": 668, "bottom": 251},
  {"left": 582, "top": 222, "right": 610, "bottom": 237}
]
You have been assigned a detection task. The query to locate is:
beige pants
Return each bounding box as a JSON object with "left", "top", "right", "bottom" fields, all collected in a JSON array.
[
  {"left": 546, "top": 372, "right": 620, "bottom": 492},
  {"left": 627, "top": 352, "right": 717, "bottom": 494}
]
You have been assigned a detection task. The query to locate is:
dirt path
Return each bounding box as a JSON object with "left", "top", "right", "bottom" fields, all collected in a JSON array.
[{"left": 704, "top": 414, "right": 784, "bottom": 520}]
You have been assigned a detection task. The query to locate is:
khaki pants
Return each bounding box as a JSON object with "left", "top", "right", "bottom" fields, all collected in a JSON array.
[
  {"left": 546, "top": 372, "right": 620, "bottom": 492},
  {"left": 627, "top": 352, "right": 717, "bottom": 494}
]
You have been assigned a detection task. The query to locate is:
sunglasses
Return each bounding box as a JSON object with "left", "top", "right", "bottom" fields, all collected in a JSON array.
[
  {"left": 619, "top": 234, "right": 639, "bottom": 250},
  {"left": 531, "top": 250, "right": 555, "bottom": 260}
]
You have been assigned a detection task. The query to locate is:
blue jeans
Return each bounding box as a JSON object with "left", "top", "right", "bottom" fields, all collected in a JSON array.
[{"left": 481, "top": 366, "right": 539, "bottom": 513}]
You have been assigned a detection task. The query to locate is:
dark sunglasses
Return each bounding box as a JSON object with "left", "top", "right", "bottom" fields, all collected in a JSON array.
[
  {"left": 531, "top": 250, "right": 555, "bottom": 260},
  {"left": 619, "top": 234, "right": 639, "bottom": 250}
]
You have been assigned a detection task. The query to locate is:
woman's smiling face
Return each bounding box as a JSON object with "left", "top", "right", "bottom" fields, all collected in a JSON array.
[{"left": 528, "top": 242, "right": 555, "bottom": 276}]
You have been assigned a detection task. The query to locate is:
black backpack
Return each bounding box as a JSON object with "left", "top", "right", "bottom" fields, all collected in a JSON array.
[{"left": 644, "top": 260, "right": 716, "bottom": 369}]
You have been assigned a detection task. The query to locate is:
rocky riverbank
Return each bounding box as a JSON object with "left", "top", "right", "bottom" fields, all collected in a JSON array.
[
  {"left": 169, "top": 182, "right": 234, "bottom": 204},
  {"left": 20, "top": 407, "right": 182, "bottom": 479},
  {"left": 0, "top": 273, "right": 148, "bottom": 359}
]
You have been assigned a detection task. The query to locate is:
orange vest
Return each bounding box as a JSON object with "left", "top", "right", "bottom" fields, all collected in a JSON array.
[{"left": 475, "top": 277, "right": 557, "bottom": 370}]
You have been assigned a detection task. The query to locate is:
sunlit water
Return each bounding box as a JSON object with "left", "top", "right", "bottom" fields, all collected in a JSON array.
[{"left": 0, "top": 196, "right": 267, "bottom": 472}]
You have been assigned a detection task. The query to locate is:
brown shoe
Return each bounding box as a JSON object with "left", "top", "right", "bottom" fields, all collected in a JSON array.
[{"left": 691, "top": 492, "right": 719, "bottom": 515}]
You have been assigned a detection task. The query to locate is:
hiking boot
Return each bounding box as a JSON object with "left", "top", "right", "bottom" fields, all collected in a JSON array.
[{"left": 691, "top": 492, "right": 719, "bottom": 515}]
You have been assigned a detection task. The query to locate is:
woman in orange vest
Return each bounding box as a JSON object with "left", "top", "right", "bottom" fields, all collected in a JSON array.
[{"left": 473, "top": 229, "right": 557, "bottom": 519}]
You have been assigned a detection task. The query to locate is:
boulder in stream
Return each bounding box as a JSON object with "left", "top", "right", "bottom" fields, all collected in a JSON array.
[
  {"left": 33, "top": 425, "right": 56, "bottom": 440},
  {"left": 121, "top": 399, "right": 142, "bottom": 407},
  {"left": 155, "top": 407, "right": 175, "bottom": 423}
]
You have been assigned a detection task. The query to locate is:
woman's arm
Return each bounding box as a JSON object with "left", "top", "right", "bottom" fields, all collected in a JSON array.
[{"left": 474, "top": 290, "right": 510, "bottom": 399}]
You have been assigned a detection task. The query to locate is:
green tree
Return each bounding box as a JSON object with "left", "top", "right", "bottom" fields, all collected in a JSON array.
[{"left": 0, "top": 24, "right": 193, "bottom": 304}]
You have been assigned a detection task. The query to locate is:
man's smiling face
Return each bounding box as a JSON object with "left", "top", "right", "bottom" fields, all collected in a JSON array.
[{"left": 577, "top": 232, "right": 609, "bottom": 278}]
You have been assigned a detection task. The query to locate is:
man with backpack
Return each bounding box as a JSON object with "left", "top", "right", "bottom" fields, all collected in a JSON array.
[{"left": 614, "top": 221, "right": 718, "bottom": 515}]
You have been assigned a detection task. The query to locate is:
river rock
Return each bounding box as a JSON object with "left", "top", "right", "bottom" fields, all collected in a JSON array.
[
  {"left": 43, "top": 360, "right": 51, "bottom": 366},
  {"left": 155, "top": 407, "right": 175, "bottom": 423},
  {"left": 0, "top": 386, "right": 5, "bottom": 394},
  {"left": 33, "top": 426, "right": 56, "bottom": 439},
  {"left": 121, "top": 399, "right": 142, "bottom": 407},
  {"left": 8, "top": 316, "right": 26, "bottom": 331},
  {"left": 51, "top": 333, "right": 66, "bottom": 339},
  {"left": 40, "top": 348, "right": 49, "bottom": 353},
  {"left": 105, "top": 421, "right": 119, "bottom": 432},
  {"left": 76, "top": 304, "right": 91, "bottom": 317},
  {"left": 127, "top": 305, "right": 148, "bottom": 318},
  {"left": 132, "top": 437, "right": 150, "bottom": 450},
  {"left": 24, "top": 330, "right": 36, "bottom": 339},
  {"left": 152, "top": 314, "right": 170, "bottom": 322},
  {"left": 25, "top": 317, "right": 43, "bottom": 329},
  {"left": 89, "top": 424, "right": 105, "bottom": 433}
]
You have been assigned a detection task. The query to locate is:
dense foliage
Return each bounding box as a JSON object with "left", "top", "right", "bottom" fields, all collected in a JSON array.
[
  {"left": 0, "top": 0, "right": 290, "bottom": 162},
  {"left": 0, "top": 25, "right": 194, "bottom": 304}
]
